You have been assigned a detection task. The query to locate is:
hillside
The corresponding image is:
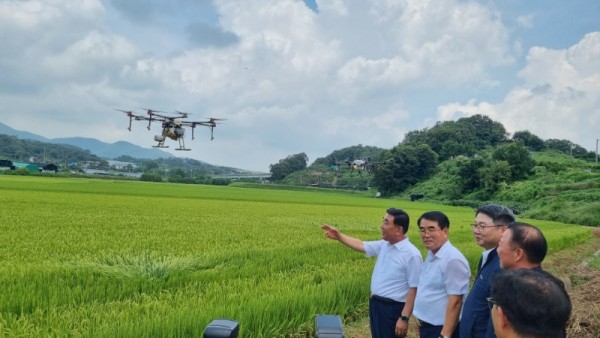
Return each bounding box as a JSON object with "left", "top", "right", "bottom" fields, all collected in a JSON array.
[
  {"left": 0, "top": 134, "right": 105, "bottom": 165},
  {"left": 404, "top": 151, "right": 600, "bottom": 226},
  {"left": 274, "top": 116, "right": 600, "bottom": 227},
  {"left": 0, "top": 122, "right": 256, "bottom": 176},
  {"left": 0, "top": 122, "right": 172, "bottom": 160}
]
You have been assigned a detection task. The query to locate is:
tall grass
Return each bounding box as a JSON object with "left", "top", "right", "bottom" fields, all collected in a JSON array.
[{"left": 0, "top": 176, "right": 591, "bottom": 336}]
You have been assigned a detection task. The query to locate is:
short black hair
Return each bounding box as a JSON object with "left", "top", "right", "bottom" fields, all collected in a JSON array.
[
  {"left": 508, "top": 222, "right": 548, "bottom": 264},
  {"left": 386, "top": 208, "right": 410, "bottom": 233},
  {"left": 490, "top": 269, "right": 571, "bottom": 338},
  {"left": 417, "top": 211, "right": 450, "bottom": 230},
  {"left": 476, "top": 204, "right": 515, "bottom": 225}
]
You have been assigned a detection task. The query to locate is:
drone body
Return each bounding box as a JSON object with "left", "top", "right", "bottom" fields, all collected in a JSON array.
[
  {"left": 346, "top": 158, "right": 372, "bottom": 175},
  {"left": 331, "top": 157, "right": 391, "bottom": 175},
  {"left": 116, "top": 109, "right": 224, "bottom": 151}
]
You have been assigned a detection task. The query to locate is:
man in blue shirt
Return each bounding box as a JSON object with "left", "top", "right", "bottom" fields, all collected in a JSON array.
[
  {"left": 322, "top": 208, "right": 422, "bottom": 338},
  {"left": 460, "top": 204, "right": 515, "bottom": 338}
]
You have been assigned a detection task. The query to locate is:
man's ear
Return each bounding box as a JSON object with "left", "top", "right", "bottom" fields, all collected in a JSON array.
[
  {"left": 514, "top": 247, "right": 525, "bottom": 262},
  {"left": 497, "top": 306, "right": 511, "bottom": 331}
]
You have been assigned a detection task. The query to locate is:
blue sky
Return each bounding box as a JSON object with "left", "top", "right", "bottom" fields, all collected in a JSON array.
[{"left": 1, "top": 0, "right": 599, "bottom": 171}]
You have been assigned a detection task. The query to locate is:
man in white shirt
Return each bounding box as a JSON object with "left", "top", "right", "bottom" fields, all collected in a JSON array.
[
  {"left": 321, "top": 208, "right": 422, "bottom": 338},
  {"left": 413, "top": 211, "right": 471, "bottom": 338}
]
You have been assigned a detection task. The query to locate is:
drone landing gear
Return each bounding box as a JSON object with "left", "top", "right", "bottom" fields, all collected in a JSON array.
[{"left": 175, "top": 138, "right": 191, "bottom": 151}]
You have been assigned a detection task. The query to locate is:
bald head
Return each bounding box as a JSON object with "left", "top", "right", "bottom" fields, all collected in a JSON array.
[{"left": 498, "top": 222, "right": 547, "bottom": 269}]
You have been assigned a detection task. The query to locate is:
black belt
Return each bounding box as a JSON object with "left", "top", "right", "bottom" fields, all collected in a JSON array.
[
  {"left": 369, "top": 294, "right": 401, "bottom": 304},
  {"left": 417, "top": 319, "right": 436, "bottom": 328}
]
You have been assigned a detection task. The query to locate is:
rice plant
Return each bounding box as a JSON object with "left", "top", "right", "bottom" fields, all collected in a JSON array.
[{"left": 0, "top": 176, "right": 591, "bottom": 337}]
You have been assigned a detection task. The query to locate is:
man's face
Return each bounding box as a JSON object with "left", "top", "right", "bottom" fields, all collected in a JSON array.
[
  {"left": 381, "top": 213, "right": 399, "bottom": 242},
  {"left": 497, "top": 229, "right": 518, "bottom": 269},
  {"left": 473, "top": 213, "right": 505, "bottom": 250},
  {"left": 418, "top": 218, "right": 448, "bottom": 253}
]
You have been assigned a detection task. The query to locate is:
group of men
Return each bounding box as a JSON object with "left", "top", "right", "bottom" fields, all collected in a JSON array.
[{"left": 321, "top": 205, "right": 571, "bottom": 338}]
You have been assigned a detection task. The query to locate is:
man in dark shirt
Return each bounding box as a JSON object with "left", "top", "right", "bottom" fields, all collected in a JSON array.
[{"left": 460, "top": 204, "right": 515, "bottom": 338}]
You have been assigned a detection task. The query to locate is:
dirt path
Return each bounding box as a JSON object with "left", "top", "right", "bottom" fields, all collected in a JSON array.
[
  {"left": 547, "top": 228, "right": 600, "bottom": 338},
  {"left": 344, "top": 228, "right": 600, "bottom": 338}
]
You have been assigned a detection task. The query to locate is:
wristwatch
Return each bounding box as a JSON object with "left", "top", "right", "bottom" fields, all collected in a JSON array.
[
  {"left": 400, "top": 315, "right": 410, "bottom": 322},
  {"left": 438, "top": 335, "right": 450, "bottom": 338}
]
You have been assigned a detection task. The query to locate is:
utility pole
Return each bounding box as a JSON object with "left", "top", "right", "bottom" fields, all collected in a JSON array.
[
  {"left": 570, "top": 143, "right": 573, "bottom": 157},
  {"left": 596, "top": 138, "right": 599, "bottom": 164}
]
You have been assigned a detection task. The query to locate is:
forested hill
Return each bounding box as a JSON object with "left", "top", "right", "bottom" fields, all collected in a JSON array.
[
  {"left": 0, "top": 134, "right": 255, "bottom": 176},
  {"left": 0, "top": 134, "right": 104, "bottom": 165},
  {"left": 272, "top": 115, "right": 600, "bottom": 227}
]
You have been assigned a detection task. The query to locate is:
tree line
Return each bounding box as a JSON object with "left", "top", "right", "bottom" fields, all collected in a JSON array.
[
  {"left": 269, "top": 115, "right": 598, "bottom": 197},
  {"left": 0, "top": 134, "right": 104, "bottom": 166}
]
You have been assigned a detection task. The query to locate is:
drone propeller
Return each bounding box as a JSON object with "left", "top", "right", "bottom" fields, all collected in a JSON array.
[
  {"left": 141, "top": 108, "right": 160, "bottom": 113},
  {"left": 115, "top": 108, "right": 139, "bottom": 130},
  {"left": 205, "top": 117, "right": 226, "bottom": 127},
  {"left": 175, "top": 110, "right": 190, "bottom": 118}
]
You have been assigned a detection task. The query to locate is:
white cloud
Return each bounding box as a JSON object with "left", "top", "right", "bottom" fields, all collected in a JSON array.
[
  {"left": 2, "top": 0, "right": 597, "bottom": 171},
  {"left": 42, "top": 31, "right": 139, "bottom": 81},
  {"left": 516, "top": 15, "right": 534, "bottom": 29},
  {"left": 437, "top": 32, "right": 600, "bottom": 150}
]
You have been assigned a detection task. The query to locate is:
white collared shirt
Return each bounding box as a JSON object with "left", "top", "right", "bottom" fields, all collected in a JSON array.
[
  {"left": 480, "top": 248, "right": 493, "bottom": 268},
  {"left": 364, "top": 237, "right": 423, "bottom": 302},
  {"left": 413, "top": 240, "right": 471, "bottom": 325}
]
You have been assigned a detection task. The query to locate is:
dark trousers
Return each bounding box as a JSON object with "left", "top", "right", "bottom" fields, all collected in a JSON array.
[
  {"left": 369, "top": 296, "right": 405, "bottom": 338},
  {"left": 419, "top": 322, "right": 461, "bottom": 338}
]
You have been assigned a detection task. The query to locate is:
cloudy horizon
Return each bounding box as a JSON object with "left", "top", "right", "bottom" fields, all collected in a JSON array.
[{"left": 2, "top": 0, "right": 599, "bottom": 171}]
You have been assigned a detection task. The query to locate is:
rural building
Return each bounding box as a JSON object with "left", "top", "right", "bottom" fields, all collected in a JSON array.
[
  {"left": 107, "top": 160, "right": 138, "bottom": 170},
  {"left": 12, "top": 162, "right": 39, "bottom": 173},
  {"left": 42, "top": 163, "right": 59, "bottom": 173},
  {"left": 0, "top": 159, "right": 15, "bottom": 170}
]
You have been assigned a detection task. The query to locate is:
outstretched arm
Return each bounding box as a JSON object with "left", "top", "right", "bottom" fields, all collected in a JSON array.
[{"left": 321, "top": 224, "right": 365, "bottom": 252}]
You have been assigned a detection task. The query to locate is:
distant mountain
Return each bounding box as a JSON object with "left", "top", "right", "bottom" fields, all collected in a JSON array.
[
  {"left": 0, "top": 123, "right": 49, "bottom": 142},
  {"left": 0, "top": 122, "right": 173, "bottom": 160},
  {"left": 51, "top": 137, "right": 174, "bottom": 159}
]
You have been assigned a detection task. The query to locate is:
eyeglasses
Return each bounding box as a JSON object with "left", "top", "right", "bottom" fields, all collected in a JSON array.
[
  {"left": 471, "top": 223, "right": 502, "bottom": 231},
  {"left": 419, "top": 227, "right": 442, "bottom": 235},
  {"left": 486, "top": 297, "right": 498, "bottom": 311}
]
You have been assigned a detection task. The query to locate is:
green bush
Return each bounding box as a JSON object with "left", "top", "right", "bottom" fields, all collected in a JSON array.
[{"left": 140, "top": 173, "right": 163, "bottom": 182}]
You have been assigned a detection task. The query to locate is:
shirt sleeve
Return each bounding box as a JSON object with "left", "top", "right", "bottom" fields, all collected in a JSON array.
[
  {"left": 364, "top": 240, "right": 384, "bottom": 257},
  {"left": 405, "top": 253, "right": 423, "bottom": 288},
  {"left": 444, "top": 258, "right": 471, "bottom": 295}
]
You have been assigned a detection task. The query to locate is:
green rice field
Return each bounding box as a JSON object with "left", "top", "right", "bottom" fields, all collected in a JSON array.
[{"left": 0, "top": 176, "right": 592, "bottom": 337}]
